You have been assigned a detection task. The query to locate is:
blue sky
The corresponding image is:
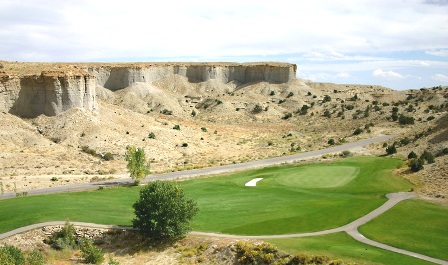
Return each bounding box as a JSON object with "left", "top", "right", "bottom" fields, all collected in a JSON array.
[{"left": 1, "top": 0, "right": 447, "bottom": 90}]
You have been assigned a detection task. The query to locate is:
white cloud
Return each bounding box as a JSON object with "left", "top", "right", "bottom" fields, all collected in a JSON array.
[
  {"left": 372, "top": 69, "right": 405, "bottom": 79},
  {"left": 432, "top": 74, "right": 448, "bottom": 82},
  {"left": 1, "top": 0, "right": 448, "bottom": 61},
  {"left": 336, "top": 72, "right": 351, "bottom": 78},
  {"left": 426, "top": 49, "right": 448, "bottom": 57}
]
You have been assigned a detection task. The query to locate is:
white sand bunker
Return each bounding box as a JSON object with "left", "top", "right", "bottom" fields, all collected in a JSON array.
[{"left": 245, "top": 178, "right": 263, "bottom": 187}]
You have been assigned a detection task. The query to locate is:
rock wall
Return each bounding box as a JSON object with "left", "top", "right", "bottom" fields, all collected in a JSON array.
[
  {"left": 1, "top": 71, "right": 96, "bottom": 118},
  {"left": 0, "top": 61, "right": 296, "bottom": 117},
  {"left": 88, "top": 63, "right": 296, "bottom": 90}
]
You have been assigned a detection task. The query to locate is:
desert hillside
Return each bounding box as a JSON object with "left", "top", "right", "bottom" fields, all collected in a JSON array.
[{"left": 0, "top": 61, "right": 447, "bottom": 204}]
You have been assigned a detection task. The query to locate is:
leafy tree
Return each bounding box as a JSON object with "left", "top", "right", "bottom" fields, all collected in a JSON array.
[
  {"left": 125, "top": 146, "right": 150, "bottom": 185},
  {"left": 408, "top": 151, "right": 418, "bottom": 159},
  {"left": 409, "top": 158, "right": 424, "bottom": 172},
  {"left": 328, "top": 139, "right": 335, "bottom": 145},
  {"left": 322, "top": 95, "right": 331, "bottom": 103},
  {"left": 132, "top": 181, "right": 199, "bottom": 239},
  {"left": 421, "top": 150, "right": 435, "bottom": 164},
  {"left": 386, "top": 144, "right": 397, "bottom": 155}
]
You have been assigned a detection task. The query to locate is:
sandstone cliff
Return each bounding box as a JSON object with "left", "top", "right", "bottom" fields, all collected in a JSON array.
[
  {"left": 0, "top": 69, "right": 96, "bottom": 117},
  {"left": 0, "top": 61, "right": 296, "bottom": 117}
]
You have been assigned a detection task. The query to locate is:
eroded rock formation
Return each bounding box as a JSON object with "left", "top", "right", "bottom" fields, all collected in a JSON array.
[{"left": 0, "top": 61, "right": 296, "bottom": 117}]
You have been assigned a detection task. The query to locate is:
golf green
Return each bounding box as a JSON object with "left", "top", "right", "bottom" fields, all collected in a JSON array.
[
  {"left": 273, "top": 166, "right": 358, "bottom": 188},
  {"left": 180, "top": 156, "right": 410, "bottom": 235}
]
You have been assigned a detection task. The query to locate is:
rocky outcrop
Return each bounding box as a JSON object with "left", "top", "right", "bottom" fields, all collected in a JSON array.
[
  {"left": 87, "top": 62, "right": 296, "bottom": 90},
  {"left": 0, "top": 61, "right": 296, "bottom": 117},
  {"left": 1, "top": 70, "right": 96, "bottom": 118}
]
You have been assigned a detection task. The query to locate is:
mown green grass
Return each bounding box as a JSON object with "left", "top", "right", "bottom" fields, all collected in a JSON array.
[
  {"left": 359, "top": 199, "right": 448, "bottom": 261},
  {"left": 0, "top": 156, "right": 410, "bottom": 236},
  {"left": 0, "top": 187, "right": 139, "bottom": 234},
  {"left": 179, "top": 156, "right": 410, "bottom": 235},
  {"left": 268, "top": 232, "right": 435, "bottom": 265}
]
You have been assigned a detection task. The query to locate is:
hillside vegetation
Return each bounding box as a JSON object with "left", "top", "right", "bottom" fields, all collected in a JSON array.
[{"left": 0, "top": 66, "right": 447, "bottom": 204}]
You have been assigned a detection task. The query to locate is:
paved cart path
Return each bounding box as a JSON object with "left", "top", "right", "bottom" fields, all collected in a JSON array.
[
  {"left": 1, "top": 192, "right": 447, "bottom": 264},
  {"left": 1, "top": 135, "right": 393, "bottom": 199}
]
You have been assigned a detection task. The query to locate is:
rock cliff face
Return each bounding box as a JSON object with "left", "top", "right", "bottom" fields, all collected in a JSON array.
[
  {"left": 87, "top": 63, "right": 296, "bottom": 90},
  {"left": 1, "top": 70, "right": 96, "bottom": 118},
  {"left": 0, "top": 61, "right": 296, "bottom": 117}
]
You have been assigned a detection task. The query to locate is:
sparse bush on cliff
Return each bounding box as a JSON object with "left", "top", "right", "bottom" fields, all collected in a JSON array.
[{"left": 252, "top": 104, "right": 263, "bottom": 114}]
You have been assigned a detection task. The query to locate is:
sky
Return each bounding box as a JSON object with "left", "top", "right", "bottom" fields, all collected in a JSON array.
[{"left": 1, "top": 0, "right": 448, "bottom": 90}]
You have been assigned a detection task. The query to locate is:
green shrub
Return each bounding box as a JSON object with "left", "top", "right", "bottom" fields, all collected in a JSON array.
[
  {"left": 182, "top": 143, "right": 188, "bottom": 147},
  {"left": 286, "top": 92, "right": 294, "bottom": 98},
  {"left": 0, "top": 245, "right": 25, "bottom": 265},
  {"left": 270, "top": 91, "right": 275, "bottom": 96},
  {"left": 282, "top": 113, "right": 293, "bottom": 120},
  {"left": 191, "top": 110, "right": 196, "bottom": 117},
  {"left": 323, "top": 110, "right": 331, "bottom": 118},
  {"left": 148, "top": 132, "right": 156, "bottom": 139},
  {"left": 252, "top": 104, "right": 263, "bottom": 114},
  {"left": 409, "top": 158, "right": 424, "bottom": 172},
  {"left": 328, "top": 139, "right": 335, "bottom": 145},
  {"left": 26, "top": 249, "right": 44, "bottom": 265},
  {"left": 160, "top": 109, "right": 172, "bottom": 115},
  {"left": 408, "top": 151, "right": 418, "bottom": 159},
  {"left": 421, "top": 150, "right": 435, "bottom": 164},
  {"left": 398, "top": 114, "right": 415, "bottom": 125},
  {"left": 322, "top": 95, "right": 331, "bottom": 103},
  {"left": 48, "top": 220, "right": 78, "bottom": 250},
  {"left": 201, "top": 127, "right": 207, "bottom": 132},
  {"left": 386, "top": 145, "right": 397, "bottom": 155},
  {"left": 103, "top": 152, "right": 114, "bottom": 161},
  {"left": 80, "top": 239, "right": 104, "bottom": 264},
  {"left": 173, "top": 125, "right": 181, "bottom": 130},
  {"left": 50, "top": 176, "right": 58, "bottom": 182},
  {"left": 81, "top": 146, "right": 97, "bottom": 156},
  {"left": 353, "top": 127, "right": 363, "bottom": 135},
  {"left": 299, "top": 105, "right": 309, "bottom": 115}
]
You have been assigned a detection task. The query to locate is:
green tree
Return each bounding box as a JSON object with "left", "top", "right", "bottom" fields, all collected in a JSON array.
[
  {"left": 409, "top": 158, "right": 424, "bottom": 172},
  {"left": 132, "top": 181, "right": 199, "bottom": 239},
  {"left": 328, "top": 139, "right": 335, "bottom": 145},
  {"left": 125, "top": 146, "right": 150, "bottom": 185}
]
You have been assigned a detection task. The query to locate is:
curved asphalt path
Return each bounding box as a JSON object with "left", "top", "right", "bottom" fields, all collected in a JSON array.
[
  {"left": 1, "top": 192, "right": 446, "bottom": 264},
  {"left": 1, "top": 135, "right": 393, "bottom": 199}
]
